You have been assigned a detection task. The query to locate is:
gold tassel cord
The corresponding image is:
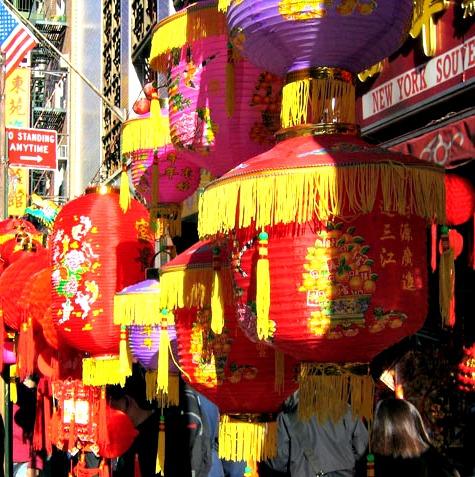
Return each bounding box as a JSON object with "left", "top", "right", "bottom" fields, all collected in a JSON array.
[
  {"left": 298, "top": 362, "right": 374, "bottom": 425},
  {"left": 149, "top": 4, "right": 227, "bottom": 72},
  {"left": 157, "top": 309, "right": 174, "bottom": 396},
  {"left": 156, "top": 414, "right": 166, "bottom": 474},
  {"left": 198, "top": 163, "right": 446, "bottom": 237},
  {"left": 218, "top": 415, "right": 278, "bottom": 462},
  {"left": 210, "top": 247, "right": 225, "bottom": 334},
  {"left": 82, "top": 356, "right": 130, "bottom": 387},
  {"left": 439, "top": 228, "right": 455, "bottom": 327},
  {"left": 9, "top": 364, "right": 17, "bottom": 403},
  {"left": 119, "top": 326, "right": 133, "bottom": 378},
  {"left": 256, "top": 231, "right": 271, "bottom": 340}
]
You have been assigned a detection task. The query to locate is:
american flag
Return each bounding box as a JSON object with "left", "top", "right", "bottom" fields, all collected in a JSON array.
[{"left": 0, "top": 0, "right": 37, "bottom": 78}]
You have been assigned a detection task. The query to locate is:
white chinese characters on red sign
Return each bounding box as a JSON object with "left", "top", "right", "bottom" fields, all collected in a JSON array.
[{"left": 7, "top": 127, "right": 57, "bottom": 170}]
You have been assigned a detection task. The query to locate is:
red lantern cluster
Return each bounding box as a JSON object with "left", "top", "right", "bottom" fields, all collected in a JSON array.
[{"left": 457, "top": 344, "right": 475, "bottom": 392}]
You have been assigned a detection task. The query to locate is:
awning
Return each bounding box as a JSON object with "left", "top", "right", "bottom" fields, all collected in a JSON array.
[{"left": 389, "top": 114, "right": 475, "bottom": 169}]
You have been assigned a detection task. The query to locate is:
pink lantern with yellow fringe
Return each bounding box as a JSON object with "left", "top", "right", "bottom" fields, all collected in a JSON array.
[
  {"left": 122, "top": 99, "right": 200, "bottom": 237},
  {"left": 148, "top": 0, "right": 282, "bottom": 176}
]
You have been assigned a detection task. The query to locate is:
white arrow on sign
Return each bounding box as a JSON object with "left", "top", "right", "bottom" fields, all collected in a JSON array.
[{"left": 19, "top": 155, "right": 42, "bottom": 163}]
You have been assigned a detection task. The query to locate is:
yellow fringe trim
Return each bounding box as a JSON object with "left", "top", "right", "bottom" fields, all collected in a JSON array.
[
  {"left": 160, "top": 267, "right": 234, "bottom": 311},
  {"left": 219, "top": 415, "right": 277, "bottom": 462},
  {"left": 298, "top": 363, "right": 374, "bottom": 425},
  {"left": 149, "top": 3, "right": 227, "bottom": 72},
  {"left": 462, "top": 0, "right": 475, "bottom": 17},
  {"left": 439, "top": 246, "right": 455, "bottom": 327},
  {"left": 119, "top": 168, "right": 131, "bottom": 213},
  {"left": 198, "top": 163, "right": 446, "bottom": 237},
  {"left": 82, "top": 355, "right": 130, "bottom": 387},
  {"left": 114, "top": 291, "right": 161, "bottom": 326},
  {"left": 281, "top": 77, "right": 355, "bottom": 129},
  {"left": 218, "top": 0, "right": 232, "bottom": 11},
  {"left": 121, "top": 99, "right": 170, "bottom": 154}
]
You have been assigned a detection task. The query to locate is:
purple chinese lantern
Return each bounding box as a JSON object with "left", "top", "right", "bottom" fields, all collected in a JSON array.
[
  {"left": 129, "top": 324, "right": 179, "bottom": 374},
  {"left": 223, "top": 0, "right": 413, "bottom": 128}
]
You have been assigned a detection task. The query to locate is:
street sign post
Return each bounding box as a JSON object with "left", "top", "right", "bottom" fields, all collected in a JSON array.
[{"left": 6, "top": 127, "right": 57, "bottom": 170}]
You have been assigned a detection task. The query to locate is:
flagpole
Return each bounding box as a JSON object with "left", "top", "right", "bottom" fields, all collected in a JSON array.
[{"left": 6, "top": 2, "right": 125, "bottom": 123}]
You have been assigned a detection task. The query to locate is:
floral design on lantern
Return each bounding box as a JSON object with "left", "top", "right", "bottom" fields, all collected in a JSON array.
[
  {"left": 278, "top": 0, "right": 377, "bottom": 20},
  {"left": 51, "top": 215, "right": 99, "bottom": 324}
]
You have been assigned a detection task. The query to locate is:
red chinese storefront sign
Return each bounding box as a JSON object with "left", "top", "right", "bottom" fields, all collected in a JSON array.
[
  {"left": 390, "top": 115, "right": 475, "bottom": 168},
  {"left": 7, "top": 127, "right": 57, "bottom": 170},
  {"left": 358, "top": 4, "right": 475, "bottom": 128}
]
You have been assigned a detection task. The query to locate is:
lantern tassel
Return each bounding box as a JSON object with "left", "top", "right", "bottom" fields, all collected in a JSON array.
[
  {"left": 135, "top": 453, "right": 142, "bottom": 477},
  {"left": 431, "top": 222, "right": 437, "bottom": 272},
  {"left": 367, "top": 454, "right": 375, "bottom": 477},
  {"left": 218, "top": 414, "right": 277, "bottom": 462},
  {"left": 98, "top": 387, "right": 109, "bottom": 450},
  {"left": 83, "top": 356, "right": 130, "bottom": 387},
  {"left": 33, "top": 384, "right": 44, "bottom": 451},
  {"left": 119, "top": 326, "right": 133, "bottom": 377},
  {"left": 43, "top": 383, "right": 52, "bottom": 455},
  {"left": 211, "top": 269, "right": 225, "bottom": 334},
  {"left": 256, "top": 231, "right": 271, "bottom": 340},
  {"left": 9, "top": 364, "right": 17, "bottom": 404},
  {"left": 157, "top": 316, "right": 170, "bottom": 396},
  {"left": 17, "top": 316, "right": 34, "bottom": 380},
  {"left": 119, "top": 165, "right": 131, "bottom": 213},
  {"left": 145, "top": 370, "right": 157, "bottom": 402},
  {"left": 150, "top": 151, "right": 160, "bottom": 233},
  {"left": 156, "top": 415, "right": 166, "bottom": 475},
  {"left": 0, "top": 310, "right": 4, "bottom": 370},
  {"left": 439, "top": 227, "right": 456, "bottom": 327}
]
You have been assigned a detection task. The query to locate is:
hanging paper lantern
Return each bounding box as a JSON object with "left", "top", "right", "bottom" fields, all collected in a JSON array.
[
  {"left": 222, "top": 0, "right": 412, "bottom": 130},
  {"left": 458, "top": 344, "right": 475, "bottom": 392},
  {"left": 132, "top": 97, "right": 151, "bottom": 115},
  {"left": 98, "top": 407, "right": 138, "bottom": 458},
  {"left": 50, "top": 187, "right": 155, "bottom": 385},
  {"left": 122, "top": 99, "right": 201, "bottom": 237},
  {"left": 0, "top": 251, "right": 50, "bottom": 330},
  {"left": 445, "top": 174, "right": 475, "bottom": 226},
  {"left": 198, "top": 129, "right": 445, "bottom": 423},
  {"left": 148, "top": 1, "right": 282, "bottom": 176},
  {"left": 160, "top": 240, "right": 298, "bottom": 462}
]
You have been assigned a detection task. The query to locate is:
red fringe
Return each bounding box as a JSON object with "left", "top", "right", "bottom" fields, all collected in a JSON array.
[
  {"left": 18, "top": 316, "right": 35, "bottom": 381},
  {"left": 33, "top": 383, "right": 44, "bottom": 451},
  {"left": 97, "top": 387, "right": 109, "bottom": 449}
]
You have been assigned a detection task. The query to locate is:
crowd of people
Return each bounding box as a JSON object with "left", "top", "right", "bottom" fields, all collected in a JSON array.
[{"left": 7, "top": 363, "right": 466, "bottom": 477}]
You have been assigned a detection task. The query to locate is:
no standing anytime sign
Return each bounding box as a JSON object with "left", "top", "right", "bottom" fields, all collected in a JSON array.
[{"left": 7, "top": 127, "right": 57, "bottom": 171}]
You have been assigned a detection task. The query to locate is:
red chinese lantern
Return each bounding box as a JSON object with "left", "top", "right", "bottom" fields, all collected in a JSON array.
[
  {"left": 198, "top": 131, "right": 445, "bottom": 422},
  {"left": 445, "top": 174, "right": 475, "bottom": 226},
  {"left": 457, "top": 344, "right": 475, "bottom": 392},
  {"left": 149, "top": 1, "right": 282, "bottom": 177},
  {"left": 121, "top": 99, "right": 201, "bottom": 237},
  {"left": 160, "top": 240, "right": 298, "bottom": 462},
  {"left": 50, "top": 187, "right": 155, "bottom": 385}
]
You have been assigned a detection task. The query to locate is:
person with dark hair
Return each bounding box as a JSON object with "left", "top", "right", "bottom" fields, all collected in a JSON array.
[
  {"left": 371, "top": 398, "right": 460, "bottom": 477},
  {"left": 259, "top": 391, "right": 368, "bottom": 476}
]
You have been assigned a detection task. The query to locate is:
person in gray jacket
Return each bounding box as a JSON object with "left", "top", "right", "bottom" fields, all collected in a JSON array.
[{"left": 259, "top": 391, "right": 369, "bottom": 477}]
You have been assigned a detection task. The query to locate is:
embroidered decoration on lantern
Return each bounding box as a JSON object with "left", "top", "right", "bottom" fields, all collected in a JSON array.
[
  {"left": 52, "top": 215, "right": 99, "bottom": 325},
  {"left": 278, "top": 0, "right": 377, "bottom": 20}
]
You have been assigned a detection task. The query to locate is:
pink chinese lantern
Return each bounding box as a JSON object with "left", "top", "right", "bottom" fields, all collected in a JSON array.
[
  {"left": 50, "top": 187, "right": 155, "bottom": 385},
  {"left": 122, "top": 99, "right": 200, "bottom": 237},
  {"left": 160, "top": 240, "right": 298, "bottom": 462},
  {"left": 148, "top": 0, "right": 282, "bottom": 176}
]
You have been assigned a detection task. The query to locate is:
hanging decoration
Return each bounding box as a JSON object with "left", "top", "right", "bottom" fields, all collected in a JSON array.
[
  {"left": 122, "top": 98, "right": 200, "bottom": 237},
  {"left": 50, "top": 187, "right": 154, "bottom": 386},
  {"left": 160, "top": 240, "right": 298, "bottom": 462},
  {"left": 24, "top": 194, "right": 61, "bottom": 230},
  {"left": 457, "top": 344, "right": 475, "bottom": 392},
  {"left": 149, "top": 0, "right": 282, "bottom": 177}
]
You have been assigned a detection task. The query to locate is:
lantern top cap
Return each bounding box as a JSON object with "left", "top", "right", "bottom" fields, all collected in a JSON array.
[{"left": 85, "top": 185, "right": 119, "bottom": 195}]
